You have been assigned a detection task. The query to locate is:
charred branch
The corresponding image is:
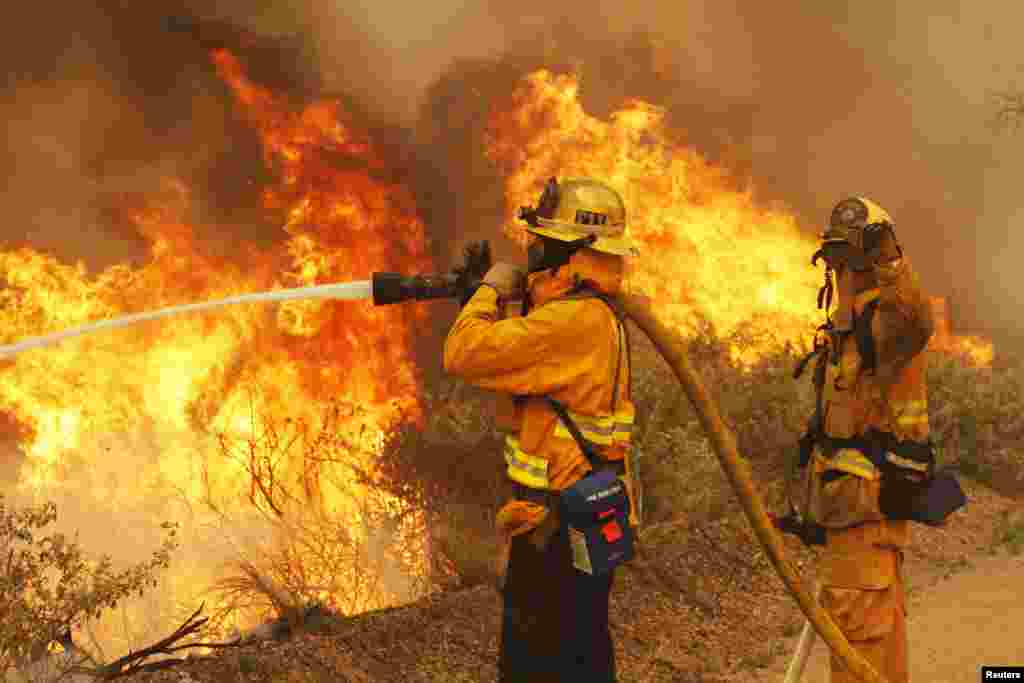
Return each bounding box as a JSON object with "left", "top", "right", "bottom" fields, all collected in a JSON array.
[{"left": 67, "top": 603, "right": 242, "bottom": 680}]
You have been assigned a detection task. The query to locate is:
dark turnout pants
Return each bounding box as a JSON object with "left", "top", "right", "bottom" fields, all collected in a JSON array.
[{"left": 498, "top": 526, "right": 617, "bottom": 682}]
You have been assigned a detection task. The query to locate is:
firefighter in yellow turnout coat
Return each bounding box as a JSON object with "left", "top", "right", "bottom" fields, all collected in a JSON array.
[
  {"left": 444, "top": 178, "right": 639, "bottom": 682},
  {"left": 791, "top": 197, "right": 937, "bottom": 683}
]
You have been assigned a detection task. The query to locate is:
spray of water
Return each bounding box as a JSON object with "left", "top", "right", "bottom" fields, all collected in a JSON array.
[{"left": 0, "top": 280, "right": 375, "bottom": 358}]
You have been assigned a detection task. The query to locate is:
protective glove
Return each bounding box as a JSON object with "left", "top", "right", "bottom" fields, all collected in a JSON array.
[
  {"left": 481, "top": 263, "right": 526, "bottom": 301},
  {"left": 451, "top": 241, "right": 493, "bottom": 307},
  {"left": 862, "top": 223, "right": 902, "bottom": 265},
  {"left": 769, "top": 512, "right": 826, "bottom": 546},
  {"left": 819, "top": 241, "right": 871, "bottom": 273}
]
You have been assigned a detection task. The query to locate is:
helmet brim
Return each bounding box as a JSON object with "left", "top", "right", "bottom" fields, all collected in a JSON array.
[{"left": 528, "top": 221, "right": 639, "bottom": 257}]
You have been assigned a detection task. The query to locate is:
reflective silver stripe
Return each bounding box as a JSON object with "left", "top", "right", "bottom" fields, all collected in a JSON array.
[{"left": 885, "top": 453, "right": 930, "bottom": 473}]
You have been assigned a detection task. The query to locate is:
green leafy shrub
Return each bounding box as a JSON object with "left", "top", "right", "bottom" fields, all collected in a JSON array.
[{"left": 0, "top": 496, "right": 178, "bottom": 671}]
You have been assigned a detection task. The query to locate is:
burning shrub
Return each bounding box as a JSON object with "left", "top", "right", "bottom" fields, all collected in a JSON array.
[
  {"left": 367, "top": 379, "right": 506, "bottom": 589},
  {"left": 199, "top": 399, "right": 436, "bottom": 639},
  {"left": 197, "top": 378, "right": 507, "bottom": 637},
  {"left": 0, "top": 496, "right": 178, "bottom": 671}
]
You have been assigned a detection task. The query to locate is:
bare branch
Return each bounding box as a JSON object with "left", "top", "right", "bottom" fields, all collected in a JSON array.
[{"left": 66, "top": 603, "right": 242, "bottom": 680}]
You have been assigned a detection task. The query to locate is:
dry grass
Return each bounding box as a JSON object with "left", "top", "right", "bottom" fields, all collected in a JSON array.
[{"left": 40, "top": 318, "right": 1024, "bottom": 682}]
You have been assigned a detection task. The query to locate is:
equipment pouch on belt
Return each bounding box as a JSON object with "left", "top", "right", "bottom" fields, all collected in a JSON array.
[
  {"left": 879, "top": 460, "right": 967, "bottom": 527},
  {"left": 861, "top": 430, "right": 965, "bottom": 526},
  {"left": 560, "top": 468, "right": 634, "bottom": 575},
  {"left": 895, "top": 468, "right": 966, "bottom": 526},
  {"left": 547, "top": 397, "right": 635, "bottom": 575}
]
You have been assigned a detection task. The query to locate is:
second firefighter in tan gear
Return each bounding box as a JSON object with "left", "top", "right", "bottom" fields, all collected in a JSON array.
[{"left": 800, "top": 196, "right": 935, "bottom": 683}]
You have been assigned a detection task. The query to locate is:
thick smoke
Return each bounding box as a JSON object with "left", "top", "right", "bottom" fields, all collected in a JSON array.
[
  {"left": 328, "top": 0, "right": 1020, "bottom": 339},
  {"left": 3, "top": 1, "right": 1020, "bottom": 332}
]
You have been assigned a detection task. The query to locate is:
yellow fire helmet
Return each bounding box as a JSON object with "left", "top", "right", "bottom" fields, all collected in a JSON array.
[
  {"left": 823, "top": 196, "right": 894, "bottom": 252},
  {"left": 520, "top": 177, "right": 639, "bottom": 257}
]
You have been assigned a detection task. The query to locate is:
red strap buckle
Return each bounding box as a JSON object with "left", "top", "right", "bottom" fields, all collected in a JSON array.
[{"left": 601, "top": 520, "right": 623, "bottom": 542}]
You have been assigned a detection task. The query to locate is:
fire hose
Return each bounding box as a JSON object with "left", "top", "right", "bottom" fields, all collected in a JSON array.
[
  {"left": 615, "top": 294, "right": 884, "bottom": 683},
  {"left": 0, "top": 241, "right": 883, "bottom": 681}
]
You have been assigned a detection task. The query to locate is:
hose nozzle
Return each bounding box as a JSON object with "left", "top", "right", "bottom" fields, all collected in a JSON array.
[
  {"left": 371, "top": 272, "right": 458, "bottom": 305},
  {"left": 371, "top": 240, "right": 494, "bottom": 306}
]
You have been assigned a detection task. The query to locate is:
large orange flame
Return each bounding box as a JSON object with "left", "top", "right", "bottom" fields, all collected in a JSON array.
[
  {"left": 0, "top": 50, "right": 433, "bottom": 648},
  {"left": 485, "top": 69, "right": 994, "bottom": 368},
  {"left": 485, "top": 70, "right": 822, "bottom": 364}
]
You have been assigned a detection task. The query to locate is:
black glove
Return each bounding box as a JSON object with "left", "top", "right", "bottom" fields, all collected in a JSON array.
[
  {"left": 451, "top": 241, "right": 493, "bottom": 307},
  {"left": 770, "top": 513, "right": 826, "bottom": 546},
  {"left": 820, "top": 240, "right": 873, "bottom": 272}
]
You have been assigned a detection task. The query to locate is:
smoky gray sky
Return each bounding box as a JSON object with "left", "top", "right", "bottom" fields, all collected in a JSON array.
[{"left": 1, "top": 0, "right": 1022, "bottom": 338}]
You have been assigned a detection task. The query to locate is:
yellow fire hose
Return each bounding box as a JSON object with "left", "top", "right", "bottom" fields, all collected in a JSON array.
[{"left": 618, "top": 294, "right": 886, "bottom": 683}]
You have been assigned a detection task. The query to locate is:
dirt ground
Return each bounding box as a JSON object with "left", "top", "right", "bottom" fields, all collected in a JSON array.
[
  {"left": 758, "top": 552, "right": 1024, "bottom": 683},
  {"left": 118, "top": 476, "right": 1022, "bottom": 683}
]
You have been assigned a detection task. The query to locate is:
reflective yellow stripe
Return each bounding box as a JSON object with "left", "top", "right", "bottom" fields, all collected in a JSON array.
[
  {"left": 893, "top": 399, "right": 929, "bottom": 427},
  {"left": 552, "top": 408, "right": 635, "bottom": 446},
  {"left": 829, "top": 448, "right": 879, "bottom": 480},
  {"left": 894, "top": 400, "right": 928, "bottom": 414},
  {"left": 504, "top": 436, "right": 550, "bottom": 489},
  {"left": 854, "top": 289, "right": 880, "bottom": 311}
]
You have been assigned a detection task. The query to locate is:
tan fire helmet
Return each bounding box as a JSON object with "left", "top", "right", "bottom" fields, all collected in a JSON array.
[
  {"left": 520, "top": 177, "right": 639, "bottom": 257},
  {"left": 823, "top": 196, "right": 895, "bottom": 253}
]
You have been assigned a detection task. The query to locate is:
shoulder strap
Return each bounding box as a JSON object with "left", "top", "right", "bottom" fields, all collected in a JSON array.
[
  {"left": 555, "top": 286, "right": 632, "bottom": 408},
  {"left": 547, "top": 397, "right": 602, "bottom": 465},
  {"left": 588, "top": 290, "right": 632, "bottom": 408},
  {"left": 545, "top": 286, "right": 630, "bottom": 465}
]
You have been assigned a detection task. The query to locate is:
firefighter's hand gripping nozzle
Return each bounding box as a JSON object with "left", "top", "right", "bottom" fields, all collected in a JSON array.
[{"left": 371, "top": 241, "right": 493, "bottom": 307}]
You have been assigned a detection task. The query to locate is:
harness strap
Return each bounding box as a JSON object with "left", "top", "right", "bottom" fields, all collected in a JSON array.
[
  {"left": 853, "top": 297, "right": 880, "bottom": 372},
  {"left": 513, "top": 481, "right": 560, "bottom": 507},
  {"left": 816, "top": 429, "right": 935, "bottom": 478},
  {"left": 511, "top": 285, "right": 632, "bottom": 494},
  {"left": 547, "top": 397, "right": 624, "bottom": 468}
]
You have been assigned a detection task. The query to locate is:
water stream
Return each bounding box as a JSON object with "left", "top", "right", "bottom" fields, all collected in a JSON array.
[{"left": 0, "top": 280, "right": 375, "bottom": 358}]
